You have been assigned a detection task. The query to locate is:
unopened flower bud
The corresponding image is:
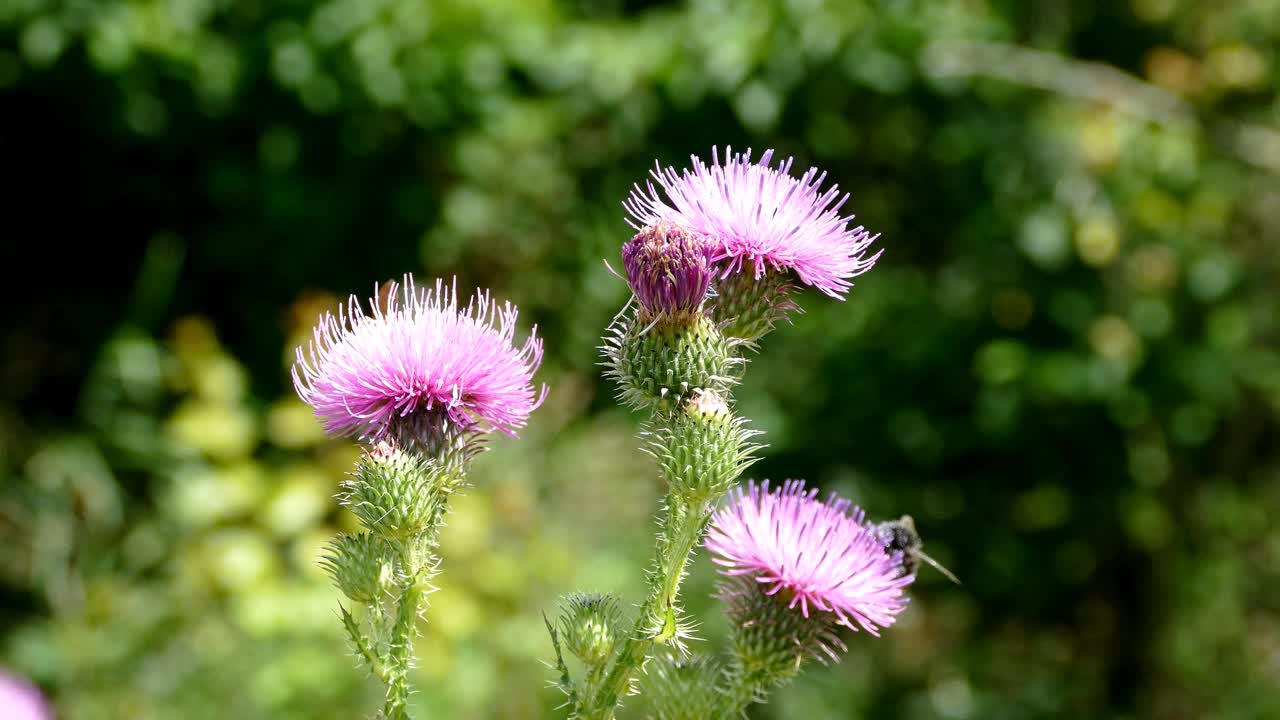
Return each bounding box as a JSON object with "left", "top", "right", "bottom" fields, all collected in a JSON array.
[
  {"left": 558, "top": 593, "right": 622, "bottom": 668},
  {"left": 605, "top": 313, "right": 737, "bottom": 411},
  {"left": 645, "top": 389, "right": 759, "bottom": 503},
  {"left": 343, "top": 448, "right": 452, "bottom": 539},
  {"left": 321, "top": 532, "right": 395, "bottom": 604},
  {"left": 622, "top": 223, "right": 716, "bottom": 324},
  {"left": 642, "top": 655, "right": 725, "bottom": 720}
]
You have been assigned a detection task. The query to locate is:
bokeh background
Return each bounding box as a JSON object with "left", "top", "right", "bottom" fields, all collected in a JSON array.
[{"left": 3, "top": 0, "right": 1279, "bottom": 718}]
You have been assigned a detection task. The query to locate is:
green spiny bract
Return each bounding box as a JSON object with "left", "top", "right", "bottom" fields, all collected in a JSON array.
[
  {"left": 709, "top": 268, "right": 800, "bottom": 346},
  {"left": 381, "top": 412, "right": 483, "bottom": 467},
  {"left": 604, "top": 311, "right": 739, "bottom": 411},
  {"left": 558, "top": 592, "right": 623, "bottom": 668},
  {"left": 722, "top": 575, "right": 845, "bottom": 698},
  {"left": 343, "top": 448, "right": 459, "bottom": 540},
  {"left": 543, "top": 613, "right": 580, "bottom": 712},
  {"left": 643, "top": 389, "right": 761, "bottom": 505},
  {"left": 321, "top": 532, "right": 395, "bottom": 604}
]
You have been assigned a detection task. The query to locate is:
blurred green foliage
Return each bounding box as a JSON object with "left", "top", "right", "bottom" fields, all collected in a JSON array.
[{"left": 3, "top": 0, "right": 1279, "bottom": 718}]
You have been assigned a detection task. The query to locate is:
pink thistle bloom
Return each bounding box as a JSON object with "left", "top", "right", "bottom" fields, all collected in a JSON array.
[
  {"left": 293, "top": 276, "right": 546, "bottom": 442},
  {"left": 706, "top": 480, "right": 913, "bottom": 636},
  {"left": 624, "top": 147, "right": 881, "bottom": 298},
  {"left": 0, "top": 672, "right": 53, "bottom": 720}
]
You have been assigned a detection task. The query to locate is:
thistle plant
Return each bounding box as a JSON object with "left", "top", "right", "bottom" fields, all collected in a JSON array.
[
  {"left": 549, "top": 148, "right": 885, "bottom": 719},
  {"left": 293, "top": 276, "right": 544, "bottom": 719}
]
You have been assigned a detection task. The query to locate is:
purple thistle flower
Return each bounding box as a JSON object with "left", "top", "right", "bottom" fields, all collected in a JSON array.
[
  {"left": 706, "top": 480, "right": 913, "bottom": 636},
  {"left": 293, "top": 275, "right": 546, "bottom": 442},
  {"left": 624, "top": 147, "right": 881, "bottom": 298},
  {"left": 621, "top": 222, "right": 716, "bottom": 320},
  {"left": 0, "top": 672, "right": 53, "bottom": 720}
]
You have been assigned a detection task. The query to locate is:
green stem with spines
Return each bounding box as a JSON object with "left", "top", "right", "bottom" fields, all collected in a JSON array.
[
  {"left": 582, "top": 490, "right": 714, "bottom": 718},
  {"left": 580, "top": 406, "right": 750, "bottom": 715},
  {"left": 381, "top": 565, "right": 426, "bottom": 720}
]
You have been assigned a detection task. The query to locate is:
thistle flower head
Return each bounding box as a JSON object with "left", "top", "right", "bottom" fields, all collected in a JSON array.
[
  {"left": 293, "top": 276, "right": 546, "bottom": 444},
  {"left": 625, "top": 147, "right": 880, "bottom": 298},
  {"left": 706, "top": 480, "right": 913, "bottom": 636},
  {"left": 621, "top": 222, "right": 716, "bottom": 322},
  {"left": 0, "top": 672, "right": 52, "bottom": 720}
]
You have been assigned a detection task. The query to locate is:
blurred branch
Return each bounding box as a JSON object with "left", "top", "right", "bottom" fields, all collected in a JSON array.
[
  {"left": 1217, "top": 120, "right": 1280, "bottom": 175},
  {"left": 921, "top": 40, "right": 1193, "bottom": 126},
  {"left": 922, "top": 39, "right": 1280, "bottom": 175}
]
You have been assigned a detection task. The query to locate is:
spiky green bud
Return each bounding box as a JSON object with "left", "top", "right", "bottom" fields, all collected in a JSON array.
[
  {"left": 644, "top": 389, "right": 760, "bottom": 504},
  {"left": 321, "top": 532, "right": 395, "bottom": 604},
  {"left": 710, "top": 268, "right": 799, "bottom": 346},
  {"left": 641, "top": 654, "right": 727, "bottom": 720},
  {"left": 722, "top": 576, "right": 844, "bottom": 695},
  {"left": 605, "top": 312, "right": 738, "bottom": 411},
  {"left": 558, "top": 592, "right": 622, "bottom": 668},
  {"left": 343, "top": 448, "right": 456, "bottom": 540}
]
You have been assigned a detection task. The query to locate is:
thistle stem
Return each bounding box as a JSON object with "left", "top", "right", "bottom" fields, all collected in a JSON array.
[
  {"left": 584, "top": 497, "right": 711, "bottom": 719},
  {"left": 381, "top": 569, "right": 425, "bottom": 720}
]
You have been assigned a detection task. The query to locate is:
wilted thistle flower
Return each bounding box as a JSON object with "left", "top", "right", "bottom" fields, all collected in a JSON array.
[
  {"left": 706, "top": 479, "right": 913, "bottom": 637},
  {"left": 293, "top": 275, "right": 546, "bottom": 446},
  {"left": 625, "top": 147, "right": 880, "bottom": 298},
  {"left": 621, "top": 222, "right": 716, "bottom": 323}
]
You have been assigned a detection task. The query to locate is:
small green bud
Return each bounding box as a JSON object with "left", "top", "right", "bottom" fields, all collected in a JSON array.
[
  {"left": 644, "top": 389, "right": 760, "bottom": 503},
  {"left": 321, "top": 532, "right": 395, "bottom": 604},
  {"left": 605, "top": 312, "right": 739, "bottom": 411},
  {"left": 558, "top": 592, "right": 622, "bottom": 668},
  {"left": 709, "top": 268, "right": 799, "bottom": 346},
  {"left": 641, "top": 654, "right": 727, "bottom": 720},
  {"left": 343, "top": 448, "right": 455, "bottom": 539}
]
